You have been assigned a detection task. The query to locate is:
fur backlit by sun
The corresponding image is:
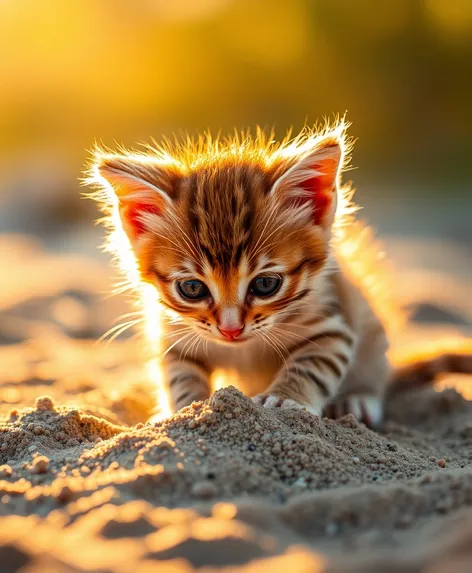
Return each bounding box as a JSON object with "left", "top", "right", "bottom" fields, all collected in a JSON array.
[{"left": 85, "top": 120, "right": 406, "bottom": 419}]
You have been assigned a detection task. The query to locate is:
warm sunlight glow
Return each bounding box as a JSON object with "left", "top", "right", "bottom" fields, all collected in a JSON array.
[
  {"left": 142, "top": 284, "right": 173, "bottom": 421},
  {"left": 86, "top": 166, "right": 173, "bottom": 421},
  {"left": 335, "top": 219, "right": 407, "bottom": 338},
  {"left": 390, "top": 336, "right": 472, "bottom": 367},
  {"left": 389, "top": 334, "right": 472, "bottom": 397},
  {"left": 212, "top": 502, "right": 238, "bottom": 520},
  {"left": 211, "top": 369, "right": 239, "bottom": 392},
  {"left": 437, "top": 374, "right": 472, "bottom": 399}
]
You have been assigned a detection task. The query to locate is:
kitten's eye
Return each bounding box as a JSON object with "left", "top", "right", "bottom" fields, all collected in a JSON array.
[
  {"left": 249, "top": 275, "right": 282, "bottom": 297},
  {"left": 177, "top": 279, "right": 209, "bottom": 301}
]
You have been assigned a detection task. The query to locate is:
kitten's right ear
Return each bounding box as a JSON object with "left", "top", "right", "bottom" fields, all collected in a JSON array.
[
  {"left": 270, "top": 136, "right": 343, "bottom": 230},
  {"left": 93, "top": 154, "right": 180, "bottom": 242}
]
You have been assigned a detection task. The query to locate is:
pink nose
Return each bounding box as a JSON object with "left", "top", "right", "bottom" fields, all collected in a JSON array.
[{"left": 218, "top": 326, "right": 244, "bottom": 340}]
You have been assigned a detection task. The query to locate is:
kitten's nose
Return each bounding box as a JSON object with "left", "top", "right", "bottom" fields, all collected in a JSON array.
[{"left": 218, "top": 326, "right": 244, "bottom": 340}]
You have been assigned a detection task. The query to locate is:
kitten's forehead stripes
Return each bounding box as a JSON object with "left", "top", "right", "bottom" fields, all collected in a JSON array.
[
  {"left": 160, "top": 161, "right": 328, "bottom": 286},
  {"left": 179, "top": 164, "right": 271, "bottom": 274}
]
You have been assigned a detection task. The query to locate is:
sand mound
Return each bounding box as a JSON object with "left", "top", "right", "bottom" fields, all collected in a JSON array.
[{"left": 2, "top": 384, "right": 472, "bottom": 572}]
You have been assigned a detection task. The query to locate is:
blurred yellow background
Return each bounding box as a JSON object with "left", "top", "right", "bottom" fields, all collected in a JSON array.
[
  {"left": 1, "top": 0, "right": 471, "bottom": 246},
  {"left": 0, "top": 0, "right": 471, "bottom": 416}
]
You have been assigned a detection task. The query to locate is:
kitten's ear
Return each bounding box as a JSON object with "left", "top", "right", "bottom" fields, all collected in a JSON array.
[
  {"left": 93, "top": 154, "right": 180, "bottom": 242},
  {"left": 270, "top": 137, "right": 343, "bottom": 229}
]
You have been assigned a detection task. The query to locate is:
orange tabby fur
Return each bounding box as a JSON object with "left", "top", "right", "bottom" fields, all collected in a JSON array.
[{"left": 86, "top": 121, "right": 472, "bottom": 426}]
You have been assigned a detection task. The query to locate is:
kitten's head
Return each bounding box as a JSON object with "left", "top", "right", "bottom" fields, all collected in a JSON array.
[{"left": 89, "top": 125, "right": 349, "bottom": 345}]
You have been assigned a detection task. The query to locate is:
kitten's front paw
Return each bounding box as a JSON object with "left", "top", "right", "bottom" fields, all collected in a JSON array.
[
  {"left": 252, "top": 394, "right": 321, "bottom": 416},
  {"left": 324, "top": 394, "right": 383, "bottom": 428}
]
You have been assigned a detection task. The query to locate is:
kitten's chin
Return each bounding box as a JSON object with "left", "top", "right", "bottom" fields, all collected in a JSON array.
[{"left": 212, "top": 335, "right": 251, "bottom": 346}]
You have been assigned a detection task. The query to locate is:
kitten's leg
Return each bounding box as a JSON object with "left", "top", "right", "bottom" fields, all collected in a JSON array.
[
  {"left": 253, "top": 315, "right": 356, "bottom": 416},
  {"left": 163, "top": 356, "right": 211, "bottom": 412},
  {"left": 323, "top": 321, "right": 390, "bottom": 427}
]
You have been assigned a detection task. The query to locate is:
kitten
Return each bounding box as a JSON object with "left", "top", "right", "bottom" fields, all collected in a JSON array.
[{"left": 87, "top": 123, "right": 472, "bottom": 426}]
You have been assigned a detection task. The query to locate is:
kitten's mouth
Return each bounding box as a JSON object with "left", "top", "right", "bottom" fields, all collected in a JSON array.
[{"left": 215, "top": 334, "right": 249, "bottom": 345}]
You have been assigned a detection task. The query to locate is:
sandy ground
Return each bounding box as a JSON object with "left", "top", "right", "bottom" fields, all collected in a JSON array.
[{"left": 1, "top": 234, "right": 472, "bottom": 573}]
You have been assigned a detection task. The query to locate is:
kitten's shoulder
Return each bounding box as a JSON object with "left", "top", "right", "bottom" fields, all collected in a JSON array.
[{"left": 332, "top": 218, "right": 406, "bottom": 336}]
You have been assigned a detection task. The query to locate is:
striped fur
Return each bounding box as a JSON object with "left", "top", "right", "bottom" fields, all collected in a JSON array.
[{"left": 87, "top": 123, "right": 471, "bottom": 427}]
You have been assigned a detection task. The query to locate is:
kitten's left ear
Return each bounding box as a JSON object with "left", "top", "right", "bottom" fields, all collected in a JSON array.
[
  {"left": 92, "top": 154, "right": 180, "bottom": 243},
  {"left": 270, "top": 137, "right": 343, "bottom": 229}
]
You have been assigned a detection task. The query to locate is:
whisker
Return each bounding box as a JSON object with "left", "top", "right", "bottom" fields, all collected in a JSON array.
[
  {"left": 268, "top": 329, "right": 303, "bottom": 385},
  {"left": 180, "top": 333, "right": 200, "bottom": 362},
  {"left": 97, "top": 318, "right": 144, "bottom": 343},
  {"left": 271, "top": 324, "right": 343, "bottom": 348},
  {"left": 115, "top": 310, "right": 145, "bottom": 320},
  {"left": 102, "top": 322, "right": 143, "bottom": 344},
  {"left": 192, "top": 335, "right": 205, "bottom": 361},
  {"left": 164, "top": 327, "right": 194, "bottom": 339},
  {"left": 160, "top": 332, "right": 194, "bottom": 361},
  {"left": 256, "top": 330, "right": 288, "bottom": 371},
  {"left": 270, "top": 325, "right": 321, "bottom": 347},
  {"left": 187, "top": 332, "right": 201, "bottom": 360}
]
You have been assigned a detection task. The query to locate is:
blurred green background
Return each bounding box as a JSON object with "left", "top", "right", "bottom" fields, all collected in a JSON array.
[{"left": 1, "top": 0, "right": 471, "bottom": 248}]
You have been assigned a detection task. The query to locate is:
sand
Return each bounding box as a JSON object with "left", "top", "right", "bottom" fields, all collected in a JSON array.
[{"left": 1, "top": 235, "right": 472, "bottom": 573}]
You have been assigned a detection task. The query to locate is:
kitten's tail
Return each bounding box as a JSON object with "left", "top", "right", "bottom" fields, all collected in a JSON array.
[{"left": 389, "top": 352, "right": 472, "bottom": 393}]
